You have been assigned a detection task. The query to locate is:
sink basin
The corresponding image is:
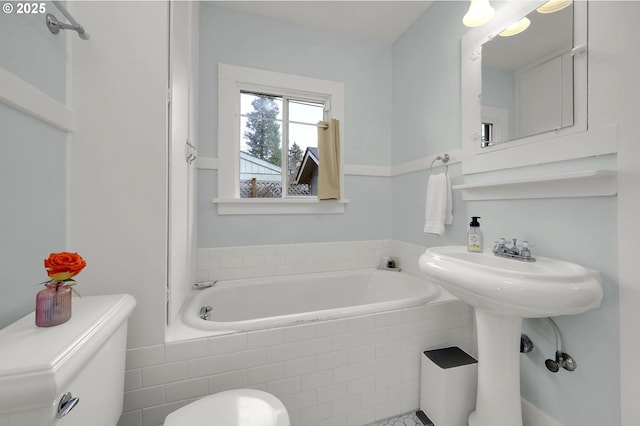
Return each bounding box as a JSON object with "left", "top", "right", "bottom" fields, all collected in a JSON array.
[
  {"left": 418, "top": 245, "right": 603, "bottom": 317},
  {"left": 418, "top": 246, "right": 603, "bottom": 426}
]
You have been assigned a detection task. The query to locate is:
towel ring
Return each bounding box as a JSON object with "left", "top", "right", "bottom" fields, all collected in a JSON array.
[{"left": 429, "top": 153, "right": 450, "bottom": 175}]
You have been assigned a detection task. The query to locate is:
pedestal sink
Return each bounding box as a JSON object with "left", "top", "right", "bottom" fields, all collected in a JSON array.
[{"left": 418, "top": 246, "right": 603, "bottom": 426}]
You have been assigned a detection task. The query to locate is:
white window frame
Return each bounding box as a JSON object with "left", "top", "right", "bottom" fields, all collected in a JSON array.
[{"left": 216, "top": 64, "right": 346, "bottom": 215}]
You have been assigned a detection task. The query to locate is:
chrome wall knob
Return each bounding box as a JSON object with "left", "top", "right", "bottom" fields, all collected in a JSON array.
[{"left": 57, "top": 392, "right": 80, "bottom": 418}]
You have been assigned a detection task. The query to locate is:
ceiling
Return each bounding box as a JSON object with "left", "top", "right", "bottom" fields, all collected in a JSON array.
[{"left": 211, "top": 1, "right": 434, "bottom": 45}]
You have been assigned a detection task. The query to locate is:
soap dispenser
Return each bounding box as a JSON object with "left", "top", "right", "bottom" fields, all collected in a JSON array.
[{"left": 467, "top": 217, "right": 483, "bottom": 252}]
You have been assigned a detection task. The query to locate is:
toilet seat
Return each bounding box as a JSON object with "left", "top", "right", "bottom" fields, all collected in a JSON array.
[{"left": 163, "top": 389, "right": 290, "bottom": 426}]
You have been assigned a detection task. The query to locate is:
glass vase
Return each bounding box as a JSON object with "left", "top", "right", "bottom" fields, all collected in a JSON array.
[{"left": 35, "top": 282, "right": 72, "bottom": 327}]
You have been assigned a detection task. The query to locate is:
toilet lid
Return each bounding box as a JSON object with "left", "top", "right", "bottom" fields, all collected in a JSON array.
[{"left": 164, "top": 389, "right": 290, "bottom": 426}]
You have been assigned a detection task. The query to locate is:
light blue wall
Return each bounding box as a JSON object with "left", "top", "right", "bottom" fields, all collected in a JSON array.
[
  {"left": 199, "top": 4, "right": 391, "bottom": 165},
  {"left": 390, "top": 3, "right": 620, "bottom": 425},
  {"left": 0, "top": 1, "right": 66, "bottom": 103},
  {"left": 197, "top": 4, "right": 393, "bottom": 248},
  {"left": 391, "top": 163, "right": 469, "bottom": 248},
  {"left": 199, "top": 171, "right": 391, "bottom": 247},
  {"left": 391, "top": 1, "right": 468, "bottom": 164},
  {"left": 0, "top": 1, "right": 67, "bottom": 328},
  {"left": 391, "top": 1, "right": 470, "bottom": 249}
]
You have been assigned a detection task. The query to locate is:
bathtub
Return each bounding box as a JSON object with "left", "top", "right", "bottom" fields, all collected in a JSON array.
[
  {"left": 160, "top": 268, "right": 472, "bottom": 424},
  {"left": 181, "top": 269, "right": 441, "bottom": 333}
]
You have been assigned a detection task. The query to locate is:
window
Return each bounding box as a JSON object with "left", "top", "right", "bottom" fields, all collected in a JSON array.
[
  {"left": 240, "top": 91, "right": 325, "bottom": 198},
  {"left": 216, "top": 64, "right": 346, "bottom": 214}
]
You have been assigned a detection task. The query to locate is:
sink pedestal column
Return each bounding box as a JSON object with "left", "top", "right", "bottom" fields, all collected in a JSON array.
[{"left": 468, "top": 310, "right": 523, "bottom": 426}]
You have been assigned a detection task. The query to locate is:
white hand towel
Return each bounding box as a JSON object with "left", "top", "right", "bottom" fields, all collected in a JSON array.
[{"left": 424, "top": 172, "right": 453, "bottom": 235}]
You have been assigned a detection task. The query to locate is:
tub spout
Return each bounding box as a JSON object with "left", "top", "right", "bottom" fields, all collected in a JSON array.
[{"left": 193, "top": 281, "right": 217, "bottom": 290}]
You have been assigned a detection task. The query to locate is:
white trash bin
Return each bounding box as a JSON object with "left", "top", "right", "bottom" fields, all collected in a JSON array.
[{"left": 418, "top": 346, "right": 478, "bottom": 426}]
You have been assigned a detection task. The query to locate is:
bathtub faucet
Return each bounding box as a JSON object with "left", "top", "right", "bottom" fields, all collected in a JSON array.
[
  {"left": 378, "top": 256, "right": 401, "bottom": 271},
  {"left": 199, "top": 306, "right": 212, "bottom": 320}
]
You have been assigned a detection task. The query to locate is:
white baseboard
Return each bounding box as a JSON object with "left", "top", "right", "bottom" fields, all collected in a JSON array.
[{"left": 522, "top": 398, "right": 562, "bottom": 426}]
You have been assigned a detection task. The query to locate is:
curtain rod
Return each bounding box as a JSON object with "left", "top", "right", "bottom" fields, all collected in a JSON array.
[{"left": 46, "top": 1, "right": 90, "bottom": 40}]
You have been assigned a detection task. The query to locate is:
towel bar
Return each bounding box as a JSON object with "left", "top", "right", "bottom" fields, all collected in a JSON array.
[{"left": 429, "top": 153, "right": 450, "bottom": 174}]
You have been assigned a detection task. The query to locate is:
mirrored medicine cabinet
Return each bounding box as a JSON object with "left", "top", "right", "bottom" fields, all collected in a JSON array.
[
  {"left": 461, "top": 1, "right": 589, "bottom": 174},
  {"left": 481, "top": 4, "right": 574, "bottom": 146}
]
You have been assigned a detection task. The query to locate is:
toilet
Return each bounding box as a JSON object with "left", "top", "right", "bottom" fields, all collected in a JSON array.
[
  {"left": 0, "top": 293, "right": 289, "bottom": 426},
  {"left": 0, "top": 294, "right": 136, "bottom": 426},
  {"left": 164, "top": 388, "right": 290, "bottom": 426}
]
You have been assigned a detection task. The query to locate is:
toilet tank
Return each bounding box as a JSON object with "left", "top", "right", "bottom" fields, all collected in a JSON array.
[{"left": 0, "top": 294, "right": 136, "bottom": 426}]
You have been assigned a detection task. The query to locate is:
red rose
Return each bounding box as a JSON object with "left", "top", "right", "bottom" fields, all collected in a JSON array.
[{"left": 44, "top": 252, "right": 86, "bottom": 281}]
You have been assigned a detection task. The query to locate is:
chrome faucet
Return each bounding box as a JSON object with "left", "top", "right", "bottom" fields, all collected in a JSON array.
[
  {"left": 493, "top": 238, "right": 536, "bottom": 262},
  {"left": 193, "top": 280, "right": 216, "bottom": 290},
  {"left": 506, "top": 238, "right": 521, "bottom": 256},
  {"left": 492, "top": 238, "right": 509, "bottom": 255}
]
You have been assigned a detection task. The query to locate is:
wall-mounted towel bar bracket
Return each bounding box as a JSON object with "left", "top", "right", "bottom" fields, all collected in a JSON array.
[
  {"left": 428, "top": 153, "right": 450, "bottom": 174},
  {"left": 46, "top": 1, "right": 90, "bottom": 40}
]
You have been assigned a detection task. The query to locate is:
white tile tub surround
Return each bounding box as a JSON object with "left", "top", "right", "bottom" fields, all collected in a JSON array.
[
  {"left": 119, "top": 300, "right": 473, "bottom": 426},
  {"left": 196, "top": 240, "right": 392, "bottom": 282},
  {"left": 388, "top": 240, "right": 433, "bottom": 278}
]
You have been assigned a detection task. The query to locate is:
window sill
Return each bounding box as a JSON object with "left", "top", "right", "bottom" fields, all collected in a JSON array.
[{"left": 213, "top": 198, "right": 349, "bottom": 215}]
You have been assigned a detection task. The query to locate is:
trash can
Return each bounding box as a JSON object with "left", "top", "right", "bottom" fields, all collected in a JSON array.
[{"left": 417, "top": 346, "right": 478, "bottom": 426}]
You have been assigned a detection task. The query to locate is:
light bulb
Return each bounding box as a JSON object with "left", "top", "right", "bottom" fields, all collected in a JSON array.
[
  {"left": 537, "top": 0, "right": 573, "bottom": 14},
  {"left": 463, "top": 0, "right": 495, "bottom": 27},
  {"left": 499, "top": 17, "right": 531, "bottom": 37}
]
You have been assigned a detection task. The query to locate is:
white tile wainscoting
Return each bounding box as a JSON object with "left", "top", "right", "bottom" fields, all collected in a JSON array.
[
  {"left": 193, "top": 240, "right": 444, "bottom": 293},
  {"left": 195, "top": 240, "right": 394, "bottom": 283},
  {"left": 119, "top": 300, "right": 473, "bottom": 426}
]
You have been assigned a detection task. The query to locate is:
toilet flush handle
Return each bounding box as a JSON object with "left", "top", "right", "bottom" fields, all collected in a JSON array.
[{"left": 57, "top": 392, "right": 80, "bottom": 418}]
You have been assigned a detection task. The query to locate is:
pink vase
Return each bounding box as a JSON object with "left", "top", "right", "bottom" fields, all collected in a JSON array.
[{"left": 35, "top": 282, "right": 72, "bottom": 327}]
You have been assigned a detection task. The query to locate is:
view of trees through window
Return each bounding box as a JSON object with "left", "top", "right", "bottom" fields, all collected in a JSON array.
[
  {"left": 240, "top": 91, "right": 324, "bottom": 198},
  {"left": 243, "top": 94, "right": 282, "bottom": 167}
]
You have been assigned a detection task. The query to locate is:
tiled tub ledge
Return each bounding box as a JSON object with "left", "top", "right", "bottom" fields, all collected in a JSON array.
[
  {"left": 195, "top": 240, "right": 392, "bottom": 283},
  {"left": 119, "top": 299, "right": 473, "bottom": 426}
]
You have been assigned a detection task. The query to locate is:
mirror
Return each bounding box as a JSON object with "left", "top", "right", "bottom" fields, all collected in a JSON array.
[
  {"left": 460, "top": 1, "right": 587, "bottom": 173},
  {"left": 480, "top": 4, "right": 574, "bottom": 147}
]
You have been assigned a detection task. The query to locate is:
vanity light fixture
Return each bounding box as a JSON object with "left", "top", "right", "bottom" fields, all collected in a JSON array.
[
  {"left": 499, "top": 17, "right": 531, "bottom": 37},
  {"left": 463, "top": 0, "right": 495, "bottom": 27},
  {"left": 537, "top": 0, "right": 573, "bottom": 14}
]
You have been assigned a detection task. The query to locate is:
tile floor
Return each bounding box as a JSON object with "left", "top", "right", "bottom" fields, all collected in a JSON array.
[{"left": 371, "top": 412, "right": 422, "bottom": 426}]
